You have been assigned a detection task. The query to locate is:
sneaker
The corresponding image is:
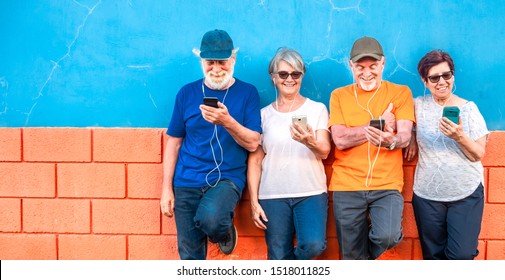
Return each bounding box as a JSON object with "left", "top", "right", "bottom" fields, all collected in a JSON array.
[{"left": 218, "top": 223, "right": 237, "bottom": 255}]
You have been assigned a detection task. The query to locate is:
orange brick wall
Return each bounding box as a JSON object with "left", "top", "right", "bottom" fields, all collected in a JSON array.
[{"left": 0, "top": 127, "right": 504, "bottom": 260}]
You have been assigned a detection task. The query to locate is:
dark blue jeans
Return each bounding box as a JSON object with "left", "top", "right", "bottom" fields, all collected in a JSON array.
[
  {"left": 174, "top": 179, "right": 241, "bottom": 260},
  {"left": 260, "top": 193, "right": 328, "bottom": 260},
  {"left": 412, "top": 183, "right": 484, "bottom": 260},
  {"left": 333, "top": 190, "right": 404, "bottom": 260}
]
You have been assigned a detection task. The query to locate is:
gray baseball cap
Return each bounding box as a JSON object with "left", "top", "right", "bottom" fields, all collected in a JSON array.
[{"left": 350, "top": 36, "right": 384, "bottom": 63}]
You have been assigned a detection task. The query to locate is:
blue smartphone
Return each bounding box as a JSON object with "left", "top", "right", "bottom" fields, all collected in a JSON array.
[{"left": 443, "top": 106, "right": 460, "bottom": 124}]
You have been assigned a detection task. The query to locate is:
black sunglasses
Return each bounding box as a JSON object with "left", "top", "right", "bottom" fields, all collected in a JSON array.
[
  {"left": 275, "top": 71, "right": 303, "bottom": 80},
  {"left": 427, "top": 71, "right": 453, "bottom": 83}
]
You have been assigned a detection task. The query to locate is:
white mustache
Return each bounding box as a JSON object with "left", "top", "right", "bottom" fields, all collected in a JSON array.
[{"left": 209, "top": 71, "right": 227, "bottom": 78}]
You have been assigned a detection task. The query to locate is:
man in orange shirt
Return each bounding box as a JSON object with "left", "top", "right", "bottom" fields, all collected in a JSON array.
[{"left": 328, "top": 36, "right": 415, "bottom": 259}]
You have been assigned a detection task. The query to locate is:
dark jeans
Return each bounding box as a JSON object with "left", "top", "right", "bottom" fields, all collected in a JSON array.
[
  {"left": 412, "top": 183, "right": 484, "bottom": 260},
  {"left": 260, "top": 193, "right": 328, "bottom": 260},
  {"left": 333, "top": 190, "right": 404, "bottom": 260},
  {"left": 174, "top": 179, "right": 241, "bottom": 260}
]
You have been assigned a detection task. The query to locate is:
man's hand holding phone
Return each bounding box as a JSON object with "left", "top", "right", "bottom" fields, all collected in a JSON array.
[
  {"left": 200, "top": 97, "right": 232, "bottom": 126},
  {"left": 365, "top": 118, "right": 396, "bottom": 149}
]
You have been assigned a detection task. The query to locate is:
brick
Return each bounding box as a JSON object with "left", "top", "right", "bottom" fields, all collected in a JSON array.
[
  {"left": 324, "top": 164, "right": 333, "bottom": 187},
  {"left": 0, "top": 163, "right": 55, "bottom": 197},
  {"left": 128, "top": 163, "right": 162, "bottom": 198},
  {"left": 480, "top": 204, "right": 505, "bottom": 239},
  {"left": 207, "top": 236, "right": 268, "bottom": 260},
  {"left": 0, "top": 198, "right": 21, "bottom": 232},
  {"left": 488, "top": 168, "right": 505, "bottom": 203},
  {"left": 58, "top": 163, "right": 125, "bottom": 198},
  {"left": 93, "top": 128, "right": 163, "bottom": 163},
  {"left": 487, "top": 241, "right": 505, "bottom": 260},
  {"left": 128, "top": 235, "right": 178, "bottom": 260},
  {"left": 161, "top": 214, "right": 177, "bottom": 235},
  {"left": 402, "top": 165, "right": 415, "bottom": 202},
  {"left": 482, "top": 131, "right": 505, "bottom": 167},
  {"left": 327, "top": 201, "right": 336, "bottom": 238},
  {"left": 412, "top": 239, "right": 423, "bottom": 260},
  {"left": 241, "top": 188, "right": 250, "bottom": 201},
  {"left": 0, "top": 128, "right": 21, "bottom": 161},
  {"left": 234, "top": 201, "right": 267, "bottom": 237},
  {"left": 92, "top": 199, "right": 160, "bottom": 234},
  {"left": 377, "top": 238, "right": 413, "bottom": 260},
  {"left": 476, "top": 240, "right": 486, "bottom": 260},
  {"left": 317, "top": 236, "right": 340, "bottom": 260},
  {"left": 402, "top": 203, "right": 418, "bottom": 238},
  {"left": 0, "top": 233, "right": 56, "bottom": 259},
  {"left": 58, "top": 234, "right": 126, "bottom": 260},
  {"left": 403, "top": 155, "right": 418, "bottom": 166},
  {"left": 23, "top": 128, "right": 91, "bottom": 162},
  {"left": 23, "top": 199, "right": 90, "bottom": 233}
]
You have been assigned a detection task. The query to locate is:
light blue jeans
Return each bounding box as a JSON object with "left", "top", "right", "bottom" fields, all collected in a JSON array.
[
  {"left": 174, "top": 179, "right": 241, "bottom": 260},
  {"left": 333, "top": 190, "right": 404, "bottom": 260},
  {"left": 260, "top": 192, "right": 328, "bottom": 260}
]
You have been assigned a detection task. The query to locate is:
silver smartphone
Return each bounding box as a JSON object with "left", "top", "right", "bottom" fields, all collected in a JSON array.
[{"left": 292, "top": 115, "right": 308, "bottom": 130}]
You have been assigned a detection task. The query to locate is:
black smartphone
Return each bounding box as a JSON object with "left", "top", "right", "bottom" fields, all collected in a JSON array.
[
  {"left": 443, "top": 106, "right": 460, "bottom": 124},
  {"left": 203, "top": 97, "right": 219, "bottom": 108},
  {"left": 369, "top": 119, "right": 385, "bottom": 131}
]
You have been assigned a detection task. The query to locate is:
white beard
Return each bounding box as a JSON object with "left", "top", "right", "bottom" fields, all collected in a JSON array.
[
  {"left": 204, "top": 70, "right": 234, "bottom": 90},
  {"left": 357, "top": 78, "right": 377, "bottom": 91}
]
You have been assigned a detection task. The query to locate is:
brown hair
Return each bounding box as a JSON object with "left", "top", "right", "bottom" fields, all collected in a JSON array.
[{"left": 417, "top": 50, "right": 455, "bottom": 82}]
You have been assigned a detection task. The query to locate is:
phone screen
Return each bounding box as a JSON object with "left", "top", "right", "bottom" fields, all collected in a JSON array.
[
  {"left": 442, "top": 106, "right": 460, "bottom": 124},
  {"left": 369, "top": 119, "right": 385, "bottom": 131},
  {"left": 203, "top": 97, "right": 219, "bottom": 108}
]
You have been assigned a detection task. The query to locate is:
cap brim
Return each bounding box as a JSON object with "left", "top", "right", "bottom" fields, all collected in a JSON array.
[
  {"left": 351, "top": 53, "right": 382, "bottom": 63},
  {"left": 199, "top": 50, "right": 232, "bottom": 60}
]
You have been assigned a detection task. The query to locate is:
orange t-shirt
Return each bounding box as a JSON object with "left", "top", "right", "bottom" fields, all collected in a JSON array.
[{"left": 328, "top": 81, "right": 415, "bottom": 192}]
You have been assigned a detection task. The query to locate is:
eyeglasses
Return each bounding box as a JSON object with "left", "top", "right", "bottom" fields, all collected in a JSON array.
[
  {"left": 427, "top": 71, "right": 453, "bottom": 83},
  {"left": 275, "top": 71, "right": 303, "bottom": 80}
]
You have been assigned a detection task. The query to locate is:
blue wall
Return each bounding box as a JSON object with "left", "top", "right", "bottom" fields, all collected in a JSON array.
[{"left": 1, "top": 0, "right": 504, "bottom": 129}]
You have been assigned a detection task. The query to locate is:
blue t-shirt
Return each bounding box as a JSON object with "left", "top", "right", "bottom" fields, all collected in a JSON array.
[{"left": 167, "top": 78, "right": 262, "bottom": 190}]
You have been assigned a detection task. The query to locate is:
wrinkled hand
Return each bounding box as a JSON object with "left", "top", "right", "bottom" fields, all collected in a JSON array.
[
  {"left": 200, "top": 102, "right": 231, "bottom": 126},
  {"left": 440, "top": 117, "right": 463, "bottom": 140},
  {"left": 364, "top": 123, "right": 395, "bottom": 148},
  {"left": 160, "top": 187, "right": 175, "bottom": 217},
  {"left": 250, "top": 202, "right": 268, "bottom": 230},
  {"left": 404, "top": 131, "right": 418, "bottom": 161},
  {"left": 381, "top": 103, "right": 396, "bottom": 131},
  {"left": 290, "top": 123, "right": 315, "bottom": 146}
]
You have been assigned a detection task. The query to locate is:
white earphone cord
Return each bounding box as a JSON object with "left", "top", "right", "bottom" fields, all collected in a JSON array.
[
  {"left": 353, "top": 82, "right": 383, "bottom": 187},
  {"left": 202, "top": 80, "right": 230, "bottom": 187}
]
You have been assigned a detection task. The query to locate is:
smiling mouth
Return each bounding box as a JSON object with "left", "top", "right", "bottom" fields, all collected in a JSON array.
[{"left": 360, "top": 76, "right": 374, "bottom": 82}]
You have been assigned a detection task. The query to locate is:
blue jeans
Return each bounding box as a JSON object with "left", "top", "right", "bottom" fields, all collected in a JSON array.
[
  {"left": 412, "top": 184, "right": 484, "bottom": 260},
  {"left": 260, "top": 193, "right": 328, "bottom": 260},
  {"left": 333, "top": 190, "right": 404, "bottom": 260},
  {"left": 174, "top": 179, "right": 242, "bottom": 260}
]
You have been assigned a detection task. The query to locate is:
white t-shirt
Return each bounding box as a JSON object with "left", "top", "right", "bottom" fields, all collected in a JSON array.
[
  {"left": 258, "top": 98, "right": 329, "bottom": 199},
  {"left": 413, "top": 95, "right": 489, "bottom": 201}
]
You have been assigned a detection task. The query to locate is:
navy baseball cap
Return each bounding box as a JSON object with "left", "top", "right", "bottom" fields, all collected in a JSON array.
[{"left": 199, "top": 29, "right": 234, "bottom": 60}]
